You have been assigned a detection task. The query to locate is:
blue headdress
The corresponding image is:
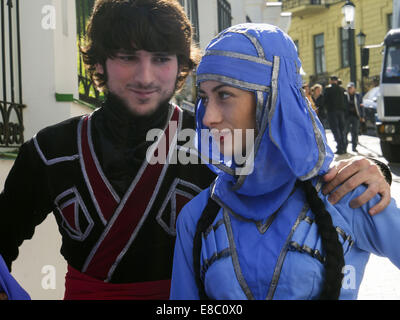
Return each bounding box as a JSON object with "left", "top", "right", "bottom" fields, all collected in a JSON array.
[{"left": 195, "top": 24, "right": 333, "bottom": 221}]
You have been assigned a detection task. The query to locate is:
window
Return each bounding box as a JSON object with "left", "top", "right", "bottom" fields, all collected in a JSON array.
[
  {"left": 179, "top": 0, "right": 199, "bottom": 43},
  {"left": 314, "top": 33, "right": 326, "bottom": 75},
  {"left": 0, "top": 0, "right": 24, "bottom": 147},
  {"left": 383, "top": 45, "right": 400, "bottom": 82},
  {"left": 340, "top": 28, "right": 350, "bottom": 68},
  {"left": 388, "top": 13, "right": 393, "bottom": 31},
  {"left": 218, "top": 0, "right": 232, "bottom": 33}
]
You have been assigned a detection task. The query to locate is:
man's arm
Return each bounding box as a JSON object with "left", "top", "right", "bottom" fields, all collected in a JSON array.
[
  {"left": 0, "top": 140, "right": 52, "bottom": 270},
  {"left": 322, "top": 157, "right": 391, "bottom": 216}
]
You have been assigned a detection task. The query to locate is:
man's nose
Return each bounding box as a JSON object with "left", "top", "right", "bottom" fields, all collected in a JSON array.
[
  {"left": 202, "top": 98, "right": 223, "bottom": 128},
  {"left": 134, "top": 59, "right": 154, "bottom": 87}
]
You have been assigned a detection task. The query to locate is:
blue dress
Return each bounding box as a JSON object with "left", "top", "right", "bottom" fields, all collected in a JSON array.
[
  {"left": 169, "top": 23, "right": 400, "bottom": 300},
  {"left": 170, "top": 182, "right": 400, "bottom": 300}
]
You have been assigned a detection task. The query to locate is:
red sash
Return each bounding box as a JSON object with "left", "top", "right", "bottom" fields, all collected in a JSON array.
[
  {"left": 64, "top": 265, "right": 171, "bottom": 300},
  {"left": 78, "top": 106, "right": 181, "bottom": 281}
]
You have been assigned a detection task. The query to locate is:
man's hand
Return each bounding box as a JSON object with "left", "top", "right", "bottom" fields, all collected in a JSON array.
[
  {"left": 0, "top": 292, "right": 8, "bottom": 300},
  {"left": 322, "top": 157, "right": 391, "bottom": 216}
]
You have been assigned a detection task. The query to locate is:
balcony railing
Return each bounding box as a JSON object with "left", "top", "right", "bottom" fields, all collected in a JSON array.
[
  {"left": 1, "top": 0, "right": 24, "bottom": 148},
  {"left": 282, "top": 0, "right": 342, "bottom": 11}
]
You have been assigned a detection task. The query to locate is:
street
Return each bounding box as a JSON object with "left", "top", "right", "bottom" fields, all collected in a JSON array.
[{"left": 326, "top": 129, "right": 400, "bottom": 300}]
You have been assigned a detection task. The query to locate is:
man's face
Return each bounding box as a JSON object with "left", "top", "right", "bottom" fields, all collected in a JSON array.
[
  {"left": 96, "top": 50, "right": 179, "bottom": 116},
  {"left": 348, "top": 86, "right": 355, "bottom": 95}
]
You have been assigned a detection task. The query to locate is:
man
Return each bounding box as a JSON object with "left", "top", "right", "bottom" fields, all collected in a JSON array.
[
  {"left": 345, "top": 83, "right": 365, "bottom": 152},
  {"left": 324, "top": 76, "right": 348, "bottom": 154},
  {"left": 311, "top": 83, "right": 327, "bottom": 128},
  {"left": 0, "top": 0, "right": 392, "bottom": 300}
]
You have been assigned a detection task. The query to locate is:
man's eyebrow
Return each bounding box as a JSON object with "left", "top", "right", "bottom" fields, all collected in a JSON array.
[
  {"left": 152, "top": 52, "right": 174, "bottom": 56},
  {"left": 116, "top": 49, "right": 137, "bottom": 54}
]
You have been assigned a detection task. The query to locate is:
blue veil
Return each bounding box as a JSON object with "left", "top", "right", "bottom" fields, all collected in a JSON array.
[{"left": 195, "top": 24, "right": 333, "bottom": 221}]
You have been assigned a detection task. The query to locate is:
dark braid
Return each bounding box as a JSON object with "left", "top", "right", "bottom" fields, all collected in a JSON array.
[
  {"left": 193, "top": 197, "right": 221, "bottom": 300},
  {"left": 301, "top": 179, "right": 345, "bottom": 300}
]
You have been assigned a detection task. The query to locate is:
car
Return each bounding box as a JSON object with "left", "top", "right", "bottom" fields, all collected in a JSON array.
[{"left": 362, "top": 86, "right": 380, "bottom": 133}]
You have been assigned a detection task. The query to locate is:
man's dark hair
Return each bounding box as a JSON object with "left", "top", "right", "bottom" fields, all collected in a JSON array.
[{"left": 81, "top": 0, "right": 200, "bottom": 92}]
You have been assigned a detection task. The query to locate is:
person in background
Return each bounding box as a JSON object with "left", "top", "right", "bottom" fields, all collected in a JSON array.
[
  {"left": 303, "top": 83, "right": 318, "bottom": 114},
  {"left": 324, "top": 76, "right": 347, "bottom": 154},
  {"left": 345, "top": 82, "right": 365, "bottom": 153}
]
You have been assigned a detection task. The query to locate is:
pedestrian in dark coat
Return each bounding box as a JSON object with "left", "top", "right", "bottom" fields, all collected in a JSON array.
[
  {"left": 324, "top": 76, "right": 347, "bottom": 154},
  {"left": 345, "top": 82, "right": 365, "bottom": 152}
]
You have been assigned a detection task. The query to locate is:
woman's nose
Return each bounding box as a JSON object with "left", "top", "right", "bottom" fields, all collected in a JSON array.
[{"left": 202, "top": 98, "right": 223, "bottom": 128}]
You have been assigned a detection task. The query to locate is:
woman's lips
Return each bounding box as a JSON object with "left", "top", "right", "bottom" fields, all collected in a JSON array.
[{"left": 211, "top": 130, "right": 231, "bottom": 143}]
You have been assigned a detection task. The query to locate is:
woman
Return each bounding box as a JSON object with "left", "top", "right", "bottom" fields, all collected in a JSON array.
[{"left": 170, "top": 24, "right": 400, "bottom": 300}]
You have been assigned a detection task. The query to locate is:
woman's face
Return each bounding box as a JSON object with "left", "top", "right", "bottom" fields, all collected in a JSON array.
[{"left": 198, "top": 80, "right": 257, "bottom": 158}]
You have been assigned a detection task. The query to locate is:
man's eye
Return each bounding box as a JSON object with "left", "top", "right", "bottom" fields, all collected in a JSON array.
[
  {"left": 118, "top": 55, "right": 135, "bottom": 62},
  {"left": 154, "top": 56, "right": 171, "bottom": 63}
]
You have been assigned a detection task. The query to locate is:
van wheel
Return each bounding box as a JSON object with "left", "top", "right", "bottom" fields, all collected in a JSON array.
[{"left": 380, "top": 141, "right": 400, "bottom": 163}]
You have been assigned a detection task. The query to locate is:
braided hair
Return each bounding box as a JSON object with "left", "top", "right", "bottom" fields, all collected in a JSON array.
[
  {"left": 193, "top": 180, "right": 345, "bottom": 300},
  {"left": 300, "top": 180, "right": 345, "bottom": 299}
]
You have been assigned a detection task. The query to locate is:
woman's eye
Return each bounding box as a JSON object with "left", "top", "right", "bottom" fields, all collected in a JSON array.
[
  {"left": 199, "top": 96, "right": 208, "bottom": 105},
  {"left": 218, "top": 91, "right": 231, "bottom": 100}
]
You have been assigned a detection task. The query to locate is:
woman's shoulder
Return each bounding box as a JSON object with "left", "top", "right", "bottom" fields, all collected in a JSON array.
[{"left": 176, "top": 187, "right": 212, "bottom": 232}]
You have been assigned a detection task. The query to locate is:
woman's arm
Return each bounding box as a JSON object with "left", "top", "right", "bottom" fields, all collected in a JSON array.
[
  {"left": 352, "top": 193, "right": 400, "bottom": 268},
  {"left": 170, "top": 202, "right": 201, "bottom": 300}
]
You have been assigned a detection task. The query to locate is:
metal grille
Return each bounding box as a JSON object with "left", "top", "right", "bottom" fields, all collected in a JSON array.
[
  {"left": 384, "top": 97, "right": 400, "bottom": 117},
  {"left": 218, "top": 0, "right": 231, "bottom": 33},
  {"left": 76, "top": 0, "right": 103, "bottom": 106},
  {"left": 0, "top": 0, "right": 24, "bottom": 148}
]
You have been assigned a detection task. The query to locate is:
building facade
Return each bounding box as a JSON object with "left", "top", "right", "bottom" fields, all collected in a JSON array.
[{"left": 280, "top": 0, "right": 393, "bottom": 91}]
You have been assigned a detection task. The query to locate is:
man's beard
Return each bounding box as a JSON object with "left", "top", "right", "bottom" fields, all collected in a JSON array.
[{"left": 107, "top": 90, "right": 174, "bottom": 118}]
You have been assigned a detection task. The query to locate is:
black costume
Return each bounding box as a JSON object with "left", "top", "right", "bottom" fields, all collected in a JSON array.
[{"left": 0, "top": 96, "right": 215, "bottom": 299}]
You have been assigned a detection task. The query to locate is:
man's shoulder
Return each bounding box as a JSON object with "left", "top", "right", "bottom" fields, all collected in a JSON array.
[
  {"left": 32, "top": 115, "right": 88, "bottom": 163},
  {"left": 36, "top": 115, "right": 86, "bottom": 138}
]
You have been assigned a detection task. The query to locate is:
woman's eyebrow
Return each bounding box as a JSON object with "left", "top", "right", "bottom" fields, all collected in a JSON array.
[{"left": 199, "top": 84, "right": 229, "bottom": 94}]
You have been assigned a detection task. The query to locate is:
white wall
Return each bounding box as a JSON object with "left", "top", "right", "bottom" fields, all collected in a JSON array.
[
  {"left": 54, "top": 0, "right": 79, "bottom": 101},
  {"left": 230, "top": 0, "right": 247, "bottom": 26},
  {"left": 19, "top": 0, "right": 77, "bottom": 141},
  {"left": 2, "top": 0, "right": 81, "bottom": 300},
  {"left": 198, "top": 0, "right": 219, "bottom": 50},
  {"left": 245, "top": 0, "right": 265, "bottom": 23},
  {"left": 0, "top": 159, "right": 66, "bottom": 300}
]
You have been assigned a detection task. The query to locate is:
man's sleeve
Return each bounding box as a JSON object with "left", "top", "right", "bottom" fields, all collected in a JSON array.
[{"left": 0, "top": 140, "right": 53, "bottom": 271}]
